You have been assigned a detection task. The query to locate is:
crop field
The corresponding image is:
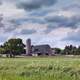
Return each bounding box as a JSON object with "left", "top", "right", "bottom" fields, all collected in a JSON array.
[{"left": 0, "top": 56, "right": 80, "bottom": 80}]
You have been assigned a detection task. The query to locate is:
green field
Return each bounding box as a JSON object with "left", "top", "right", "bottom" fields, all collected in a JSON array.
[{"left": 0, "top": 56, "right": 80, "bottom": 80}]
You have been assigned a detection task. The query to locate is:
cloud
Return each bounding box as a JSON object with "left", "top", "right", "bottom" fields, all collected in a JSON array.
[
  {"left": 20, "top": 29, "right": 36, "bottom": 35},
  {"left": 16, "top": 22, "right": 47, "bottom": 33},
  {"left": 0, "top": 14, "right": 4, "bottom": 28},
  {"left": 63, "top": 29, "right": 80, "bottom": 42},
  {"left": 16, "top": 0, "right": 57, "bottom": 11},
  {"left": 0, "top": 2, "right": 26, "bottom": 32},
  {"left": 13, "top": 17, "right": 46, "bottom": 25},
  {"left": 63, "top": 4, "right": 80, "bottom": 11},
  {"left": 43, "top": 9, "right": 80, "bottom": 34},
  {"left": 0, "top": 36, "right": 6, "bottom": 42},
  {"left": 0, "top": 18, "right": 18, "bottom": 33},
  {"left": 0, "top": 2, "right": 2, "bottom": 5},
  {"left": 45, "top": 14, "right": 80, "bottom": 30},
  {"left": 0, "top": 3, "right": 26, "bottom": 18},
  {"left": 0, "top": 0, "right": 80, "bottom": 48}
]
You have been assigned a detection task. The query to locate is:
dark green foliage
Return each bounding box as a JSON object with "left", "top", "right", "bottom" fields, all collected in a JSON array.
[
  {"left": 54, "top": 48, "right": 62, "bottom": 54},
  {"left": 52, "top": 45, "right": 80, "bottom": 55},
  {"left": 0, "top": 45, "right": 5, "bottom": 55},
  {"left": 62, "top": 45, "right": 80, "bottom": 55},
  {"left": 2, "top": 38, "right": 25, "bottom": 57}
]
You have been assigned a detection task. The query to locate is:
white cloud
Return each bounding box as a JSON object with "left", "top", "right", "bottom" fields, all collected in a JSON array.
[
  {"left": 0, "top": 3, "right": 26, "bottom": 18},
  {"left": 15, "top": 22, "right": 47, "bottom": 33},
  {"left": 46, "top": 10, "right": 79, "bottom": 18}
]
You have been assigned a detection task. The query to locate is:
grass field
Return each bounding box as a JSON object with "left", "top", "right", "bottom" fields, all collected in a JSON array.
[{"left": 0, "top": 56, "right": 80, "bottom": 80}]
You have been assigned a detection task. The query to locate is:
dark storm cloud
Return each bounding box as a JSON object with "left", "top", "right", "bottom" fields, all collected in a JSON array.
[
  {"left": 30, "top": 11, "right": 48, "bottom": 17},
  {"left": 45, "top": 15, "right": 80, "bottom": 29},
  {"left": 63, "top": 4, "right": 80, "bottom": 11},
  {"left": 20, "top": 29, "right": 36, "bottom": 35},
  {"left": 16, "top": 0, "right": 57, "bottom": 11},
  {"left": 0, "top": 18, "right": 18, "bottom": 33},
  {"left": 44, "top": 24, "right": 58, "bottom": 34},
  {"left": 0, "top": 15, "right": 15, "bottom": 32},
  {"left": 11, "top": 17, "right": 46, "bottom": 25},
  {"left": 62, "top": 30, "right": 80, "bottom": 42},
  {"left": 0, "top": 1, "right": 2, "bottom": 5},
  {"left": 0, "top": 15, "right": 4, "bottom": 28},
  {"left": 29, "top": 18, "right": 46, "bottom": 24},
  {"left": 4, "top": 26, "right": 17, "bottom": 33}
]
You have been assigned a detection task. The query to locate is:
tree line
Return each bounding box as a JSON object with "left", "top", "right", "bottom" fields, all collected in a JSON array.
[
  {"left": 53, "top": 45, "right": 80, "bottom": 55},
  {"left": 0, "top": 38, "right": 80, "bottom": 57}
]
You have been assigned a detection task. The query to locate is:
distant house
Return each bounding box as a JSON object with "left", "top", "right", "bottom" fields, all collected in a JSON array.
[{"left": 26, "top": 39, "right": 53, "bottom": 56}]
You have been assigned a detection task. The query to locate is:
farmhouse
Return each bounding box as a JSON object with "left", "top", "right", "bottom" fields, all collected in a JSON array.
[{"left": 26, "top": 39, "right": 53, "bottom": 56}]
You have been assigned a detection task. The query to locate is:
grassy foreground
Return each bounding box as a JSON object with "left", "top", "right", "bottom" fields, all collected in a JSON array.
[{"left": 0, "top": 56, "right": 80, "bottom": 80}]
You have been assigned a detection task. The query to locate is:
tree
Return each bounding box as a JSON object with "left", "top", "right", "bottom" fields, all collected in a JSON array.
[
  {"left": 63, "top": 45, "right": 77, "bottom": 55},
  {"left": 3, "top": 38, "right": 25, "bottom": 57},
  {"left": 54, "top": 48, "right": 62, "bottom": 54},
  {"left": 0, "top": 48, "right": 5, "bottom": 54},
  {"left": 76, "top": 46, "right": 80, "bottom": 55}
]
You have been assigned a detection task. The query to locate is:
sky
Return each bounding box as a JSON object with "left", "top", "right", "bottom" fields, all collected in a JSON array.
[{"left": 0, "top": 0, "right": 80, "bottom": 48}]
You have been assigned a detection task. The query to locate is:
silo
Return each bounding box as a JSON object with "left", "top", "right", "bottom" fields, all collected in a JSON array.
[{"left": 26, "top": 39, "right": 32, "bottom": 55}]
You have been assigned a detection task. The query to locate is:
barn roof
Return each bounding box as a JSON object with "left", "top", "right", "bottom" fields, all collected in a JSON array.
[{"left": 33, "top": 44, "right": 51, "bottom": 49}]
